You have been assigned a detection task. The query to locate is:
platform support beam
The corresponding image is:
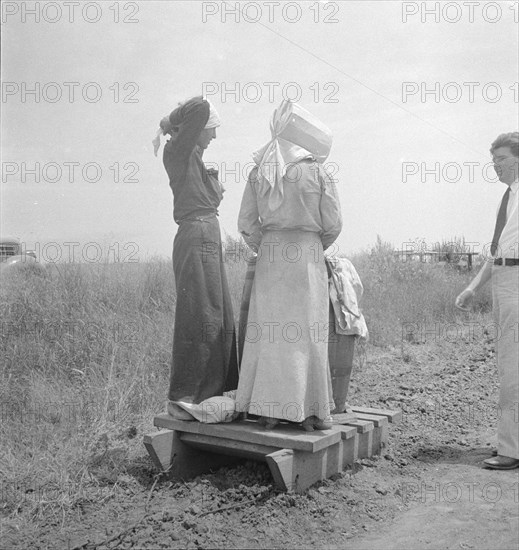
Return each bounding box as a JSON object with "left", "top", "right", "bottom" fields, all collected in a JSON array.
[
  {"left": 143, "top": 430, "right": 241, "bottom": 478},
  {"left": 143, "top": 406, "right": 400, "bottom": 492}
]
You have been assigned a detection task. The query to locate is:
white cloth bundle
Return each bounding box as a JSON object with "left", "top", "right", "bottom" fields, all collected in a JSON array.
[
  {"left": 325, "top": 255, "right": 369, "bottom": 340},
  {"left": 253, "top": 100, "right": 333, "bottom": 210},
  {"left": 175, "top": 395, "right": 237, "bottom": 423}
]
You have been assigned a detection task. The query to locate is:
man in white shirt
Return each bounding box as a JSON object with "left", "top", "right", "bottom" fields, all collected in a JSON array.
[{"left": 456, "top": 131, "right": 519, "bottom": 470}]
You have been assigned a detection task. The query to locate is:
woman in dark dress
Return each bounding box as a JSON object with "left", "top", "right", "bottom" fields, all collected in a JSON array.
[{"left": 154, "top": 96, "right": 238, "bottom": 419}]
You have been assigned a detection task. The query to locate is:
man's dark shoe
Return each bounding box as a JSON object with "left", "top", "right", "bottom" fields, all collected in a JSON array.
[{"left": 483, "top": 455, "right": 519, "bottom": 470}]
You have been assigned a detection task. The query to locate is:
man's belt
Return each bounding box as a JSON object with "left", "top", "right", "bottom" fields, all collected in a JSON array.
[{"left": 494, "top": 258, "right": 519, "bottom": 266}]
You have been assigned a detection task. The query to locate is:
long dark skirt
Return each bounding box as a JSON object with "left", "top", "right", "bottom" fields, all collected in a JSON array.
[{"left": 168, "top": 217, "right": 238, "bottom": 404}]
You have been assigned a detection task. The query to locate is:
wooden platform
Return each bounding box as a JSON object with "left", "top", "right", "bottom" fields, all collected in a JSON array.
[{"left": 143, "top": 407, "right": 401, "bottom": 493}]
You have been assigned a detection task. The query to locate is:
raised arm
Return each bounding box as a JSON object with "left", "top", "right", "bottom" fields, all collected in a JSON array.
[{"left": 169, "top": 96, "right": 210, "bottom": 160}]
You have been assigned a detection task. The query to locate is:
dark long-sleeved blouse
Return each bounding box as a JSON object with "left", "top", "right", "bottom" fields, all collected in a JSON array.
[{"left": 163, "top": 97, "right": 223, "bottom": 223}]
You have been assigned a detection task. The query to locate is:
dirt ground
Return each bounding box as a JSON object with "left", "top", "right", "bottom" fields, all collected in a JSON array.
[{"left": 3, "top": 333, "right": 518, "bottom": 550}]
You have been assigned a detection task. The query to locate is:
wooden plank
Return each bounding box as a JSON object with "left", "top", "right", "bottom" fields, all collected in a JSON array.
[
  {"left": 143, "top": 430, "right": 175, "bottom": 472},
  {"left": 351, "top": 406, "right": 402, "bottom": 424},
  {"left": 370, "top": 425, "right": 389, "bottom": 456},
  {"left": 153, "top": 415, "right": 341, "bottom": 453},
  {"left": 338, "top": 431, "right": 358, "bottom": 468},
  {"left": 331, "top": 412, "right": 357, "bottom": 424},
  {"left": 357, "top": 430, "right": 373, "bottom": 459},
  {"left": 267, "top": 444, "right": 343, "bottom": 494},
  {"left": 345, "top": 419, "right": 374, "bottom": 434},
  {"left": 332, "top": 425, "right": 357, "bottom": 440},
  {"left": 355, "top": 413, "right": 389, "bottom": 428},
  {"left": 155, "top": 415, "right": 202, "bottom": 433},
  {"left": 143, "top": 429, "right": 240, "bottom": 479},
  {"left": 180, "top": 433, "right": 278, "bottom": 461},
  {"left": 290, "top": 448, "right": 329, "bottom": 493},
  {"left": 144, "top": 406, "right": 398, "bottom": 491},
  {"left": 346, "top": 432, "right": 359, "bottom": 466},
  {"left": 380, "top": 424, "right": 389, "bottom": 447},
  {"left": 266, "top": 449, "right": 294, "bottom": 492},
  {"left": 323, "top": 441, "right": 342, "bottom": 479},
  {"left": 202, "top": 421, "right": 342, "bottom": 453}
]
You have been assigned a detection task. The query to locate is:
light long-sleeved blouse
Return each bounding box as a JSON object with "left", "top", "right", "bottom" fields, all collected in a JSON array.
[{"left": 238, "top": 159, "right": 342, "bottom": 251}]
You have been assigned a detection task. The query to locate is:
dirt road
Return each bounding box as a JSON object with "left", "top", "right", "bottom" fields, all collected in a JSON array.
[{"left": 4, "top": 336, "right": 518, "bottom": 549}]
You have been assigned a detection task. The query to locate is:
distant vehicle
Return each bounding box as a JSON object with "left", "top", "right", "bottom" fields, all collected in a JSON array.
[{"left": 0, "top": 236, "right": 42, "bottom": 272}]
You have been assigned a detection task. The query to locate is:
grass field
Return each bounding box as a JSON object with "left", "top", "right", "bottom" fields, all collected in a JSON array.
[{"left": 0, "top": 236, "right": 493, "bottom": 526}]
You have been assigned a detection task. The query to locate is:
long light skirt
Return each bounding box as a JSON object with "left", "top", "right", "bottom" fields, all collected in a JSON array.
[{"left": 236, "top": 230, "right": 334, "bottom": 422}]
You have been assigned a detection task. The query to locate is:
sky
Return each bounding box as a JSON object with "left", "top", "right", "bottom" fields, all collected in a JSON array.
[{"left": 1, "top": 0, "right": 518, "bottom": 263}]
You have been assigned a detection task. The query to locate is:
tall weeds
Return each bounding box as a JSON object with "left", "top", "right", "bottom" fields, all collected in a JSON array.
[
  {"left": 351, "top": 236, "right": 491, "bottom": 346},
  {"left": 0, "top": 235, "right": 492, "bottom": 522}
]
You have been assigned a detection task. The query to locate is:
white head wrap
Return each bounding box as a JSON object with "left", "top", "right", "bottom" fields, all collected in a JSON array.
[
  {"left": 204, "top": 98, "right": 221, "bottom": 129},
  {"left": 152, "top": 130, "right": 162, "bottom": 157},
  {"left": 252, "top": 100, "right": 333, "bottom": 210},
  {"left": 152, "top": 116, "right": 173, "bottom": 157},
  {"left": 153, "top": 98, "right": 220, "bottom": 157}
]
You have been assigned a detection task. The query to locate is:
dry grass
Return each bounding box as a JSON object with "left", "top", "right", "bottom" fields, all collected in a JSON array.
[
  {"left": 351, "top": 236, "right": 492, "bottom": 346},
  {"left": 0, "top": 235, "right": 492, "bottom": 524}
]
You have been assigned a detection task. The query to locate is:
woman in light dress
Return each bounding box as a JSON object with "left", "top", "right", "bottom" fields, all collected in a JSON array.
[{"left": 236, "top": 100, "right": 342, "bottom": 431}]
